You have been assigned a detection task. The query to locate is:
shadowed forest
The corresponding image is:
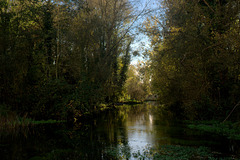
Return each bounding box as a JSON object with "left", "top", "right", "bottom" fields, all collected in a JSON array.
[
  {"left": 1, "top": 0, "right": 240, "bottom": 159},
  {"left": 1, "top": 0, "right": 240, "bottom": 135}
]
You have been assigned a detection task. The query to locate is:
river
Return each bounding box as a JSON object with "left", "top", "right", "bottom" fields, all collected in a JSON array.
[{"left": 0, "top": 102, "right": 239, "bottom": 159}]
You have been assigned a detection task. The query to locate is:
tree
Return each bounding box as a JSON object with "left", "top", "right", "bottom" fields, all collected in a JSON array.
[
  {"left": 66, "top": 0, "right": 134, "bottom": 106},
  {"left": 124, "top": 65, "right": 147, "bottom": 101},
  {"left": 145, "top": 0, "right": 240, "bottom": 120},
  {"left": 0, "top": 0, "right": 137, "bottom": 120}
]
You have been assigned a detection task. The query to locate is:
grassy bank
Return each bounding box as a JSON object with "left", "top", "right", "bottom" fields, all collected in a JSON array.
[
  {"left": 0, "top": 115, "right": 66, "bottom": 129},
  {"left": 186, "top": 120, "right": 240, "bottom": 140},
  {"left": 0, "top": 101, "right": 136, "bottom": 129},
  {"left": 0, "top": 105, "right": 65, "bottom": 130},
  {"left": 0, "top": 114, "right": 31, "bottom": 129}
]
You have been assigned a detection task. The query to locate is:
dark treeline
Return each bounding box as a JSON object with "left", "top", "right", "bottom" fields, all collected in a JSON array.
[
  {"left": 145, "top": 0, "right": 240, "bottom": 120},
  {"left": 1, "top": 0, "right": 240, "bottom": 122},
  {"left": 0, "top": 0, "right": 133, "bottom": 120}
]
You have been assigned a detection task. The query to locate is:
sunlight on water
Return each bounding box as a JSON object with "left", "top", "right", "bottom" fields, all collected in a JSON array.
[
  {"left": 0, "top": 102, "right": 239, "bottom": 159},
  {"left": 127, "top": 113, "right": 154, "bottom": 155}
]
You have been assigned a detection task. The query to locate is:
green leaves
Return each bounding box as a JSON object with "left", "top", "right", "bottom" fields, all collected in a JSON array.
[
  {"left": 144, "top": 0, "right": 240, "bottom": 120},
  {"left": 1, "top": 0, "right": 135, "bottom": 120}
]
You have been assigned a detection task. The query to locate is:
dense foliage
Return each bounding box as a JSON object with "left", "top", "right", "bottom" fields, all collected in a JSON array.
[
  {"left": 0, "top": 0, "right": 133, "bottom": 120},
  {"left": 2, "top": 0, "right": 240, "bottom": 122},
  {"left": 124, "top": 65, "right": 149, "bottom": 101},
  {"left": 145, "top": 0, "right": 240, "bottom": 120}
]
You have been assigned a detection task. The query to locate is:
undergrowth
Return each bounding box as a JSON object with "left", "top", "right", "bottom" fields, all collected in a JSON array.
[{"left": 187, "top": 121, "right": 240, "bottom": 140}]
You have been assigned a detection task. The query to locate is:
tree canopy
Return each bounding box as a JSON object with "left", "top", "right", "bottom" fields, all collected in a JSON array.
[
  {"left": 1, "top": 0, "right": 240, "bottom": 121},
  {"left": 0, "top": 0, "right": 134, "bottom": 119},
  {"left": 144, "top": 0, "right": 240, "bottom": 120}
]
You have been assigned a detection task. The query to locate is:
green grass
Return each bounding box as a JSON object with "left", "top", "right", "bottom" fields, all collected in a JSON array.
[
  {"left": 187, "top": 121, "right": 240, "bottom": 140},
  {"left": 0, "top": 112, "right": 65, "bottom": 130},
  {"left": 31, "top": 119, "right": 66, "bottom": 124},
  {"left": 0, "top": 115, "right": 30, "bottom": 129},
  {"left": 0, "top": 116, "right": 66, "bottom": 129}
]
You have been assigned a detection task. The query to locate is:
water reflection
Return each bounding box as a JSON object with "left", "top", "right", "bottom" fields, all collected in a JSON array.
[
  {"left": 97, "top": 102, "right": 240, "bottom": 159},
  {"left": 124, "top": 105, "right": 155, "bottom": 155},
  {"left": 0, "top": 102, "right": 239, "bottom": 159}
]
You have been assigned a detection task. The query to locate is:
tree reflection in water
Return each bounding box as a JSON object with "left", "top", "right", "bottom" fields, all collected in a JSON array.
[{"left": 0, "top": 102, "right": 239, "bottom": 159}]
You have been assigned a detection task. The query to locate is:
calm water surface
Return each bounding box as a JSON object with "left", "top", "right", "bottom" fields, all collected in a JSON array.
[{"left": 0, "top": 102, "right": 239, "bottom": 159}]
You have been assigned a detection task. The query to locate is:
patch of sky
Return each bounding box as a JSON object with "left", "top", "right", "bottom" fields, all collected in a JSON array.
[{"left": 129, "top": 0, "right": 161, "bottom": 65}]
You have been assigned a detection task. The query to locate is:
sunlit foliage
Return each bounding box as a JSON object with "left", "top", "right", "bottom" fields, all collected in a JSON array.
[{"left": 145, "top": 0, "right": 240, "bottom": 120}]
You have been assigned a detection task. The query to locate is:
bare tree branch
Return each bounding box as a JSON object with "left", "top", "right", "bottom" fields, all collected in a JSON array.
[{"left": 202, "top": 0, "right": 215, "bottom": 12}]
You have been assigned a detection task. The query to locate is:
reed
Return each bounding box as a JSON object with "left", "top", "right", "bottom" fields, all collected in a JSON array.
[{"left": 0, "top": 112, "right": 31, "bottom": 130}]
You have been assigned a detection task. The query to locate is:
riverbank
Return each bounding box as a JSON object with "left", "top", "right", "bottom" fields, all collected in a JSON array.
[
  {"left": 0, "top": 101, "right": 142, "bottom": 129},
  {"left": 0, "top": 104, "right": 65, "bottom": 130},
  {"left": 2, "top": 102, "right": 240, "bottom": 143},
  {"left": 0, "top": 114, "right": 65, "bottom": 130},
  {"left": 1, "top": 102, "right": 239, "bottom": 160},
  {"left": 186, "top": 120, "right": 240, "bottom": 140},
  {"left": 77, "top": 101, "right": 144, "bottom": 121}
]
